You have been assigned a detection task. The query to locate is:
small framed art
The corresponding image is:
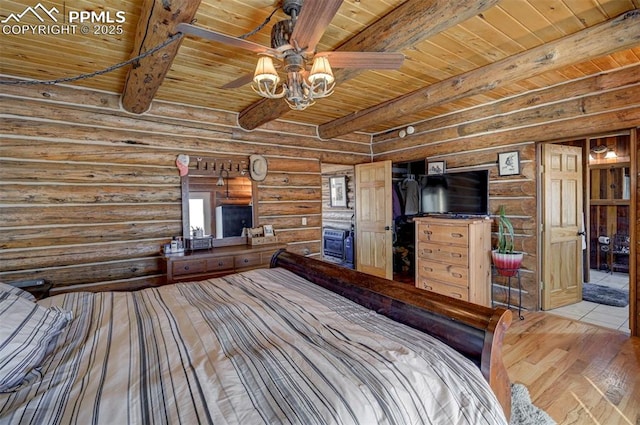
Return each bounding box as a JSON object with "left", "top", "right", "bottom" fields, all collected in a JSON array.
[
  {"left": 427, "top": 160, "right": 446, "bottom": 175},
  {"left": 329, "top": 176, "right": 348, "bottom": 207},
  {"left": 498, "top": 151, "right": 520, "bottom": 176},
  {"left": 263, "top": 224, "right": 275, "bottom": 237}
]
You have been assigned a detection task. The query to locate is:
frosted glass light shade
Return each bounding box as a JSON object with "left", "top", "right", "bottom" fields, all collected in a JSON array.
[
  {"left": 253, "top": 56, "right": 279, "bottom": 85},
  {"left": 308, "top": 57, "right": 334, "bottom": 84}
]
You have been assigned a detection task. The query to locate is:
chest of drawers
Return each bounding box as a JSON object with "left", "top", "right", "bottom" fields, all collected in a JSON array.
[
  {"left": 414, "top": 217, "right": 491, "bottom": 306},
  {"left": 163, "top": 244, "right": 285, "bottom": 284}
]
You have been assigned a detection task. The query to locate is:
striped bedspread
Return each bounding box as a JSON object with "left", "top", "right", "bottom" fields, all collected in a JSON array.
[{"left": 0, "top": 267, "right": 507, "bottom": 425}]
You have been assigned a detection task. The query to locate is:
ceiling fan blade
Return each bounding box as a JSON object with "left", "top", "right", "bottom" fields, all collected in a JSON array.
[
  {"left": 290, "top": 0, "right": 343, "bottom": 52},
  {"left": 176, "top": 23, "right": 276, "bottom": 55},
  {"left": 318, "top": 52, "right": 405, "bottom": 69},
  {"left": 221, "top": 73, "right": 254, "bottom": 89}
]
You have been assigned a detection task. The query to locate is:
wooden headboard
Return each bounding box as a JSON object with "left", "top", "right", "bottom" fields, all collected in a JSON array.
[{"left": 271, "top": 249, "right": 513, "bottom": 419}]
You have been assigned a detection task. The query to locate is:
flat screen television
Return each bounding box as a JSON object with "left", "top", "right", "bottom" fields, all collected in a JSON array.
[{"left": 421, "top": 170, "right": 489, "bottom": 216}]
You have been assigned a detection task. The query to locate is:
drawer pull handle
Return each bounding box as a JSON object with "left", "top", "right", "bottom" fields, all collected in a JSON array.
[
  {"left": 451, "top": 233, "right": 463, "bottom": 238},
  {"left": 184, "top": 265, "right": 189, "bottom": 270},
  {"left": 452, "top": 273, "right": 463, "bottom": 278},
  {"left": 452, "top": 253, "right": 462, "bottom": 258},
  {"left": 425, "top": 285, "right": 433, "bottom": 290},
  {"left": 244, "top": 259, "right": 249, "bottom": 263},
  {"left": 452, "top": 293, "right": 462, "bottom": 298},
  {"left": 424, "top": 267, "right": 433, "bottom": 272},
  {"left": 218, "top": 262, "right": 224, "bottom": 266}
]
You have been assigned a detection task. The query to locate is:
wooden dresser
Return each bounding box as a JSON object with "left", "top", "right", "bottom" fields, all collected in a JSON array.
[
  {"left": 414, "top": 217, "right": 491, "bottom": 306},
  {"left": 163, "top": 244, "right": 285, "bottom": 284}
]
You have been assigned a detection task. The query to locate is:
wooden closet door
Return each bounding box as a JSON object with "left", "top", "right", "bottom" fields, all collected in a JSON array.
[{"left": 355, "top": 161, "right": 393, "bottom": 279}]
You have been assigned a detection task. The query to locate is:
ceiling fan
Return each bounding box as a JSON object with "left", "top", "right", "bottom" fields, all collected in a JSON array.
[{"left": 176, "top": 0, "right": 404, "bottom": 110}]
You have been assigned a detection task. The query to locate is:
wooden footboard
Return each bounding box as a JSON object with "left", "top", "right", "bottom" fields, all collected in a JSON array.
[{"left": 271, "top": 250, "right": 513, "bottom": 419}]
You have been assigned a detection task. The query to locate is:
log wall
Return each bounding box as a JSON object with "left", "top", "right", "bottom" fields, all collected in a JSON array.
[
  {"left": 372, "top": 64, "right": 640, "bottom": 315},
  {"left": 1, "top": 64, "right": 638, "bottom": 333},
  {"left": 0, "top": 82, "right": 369, "bottom": 293}
]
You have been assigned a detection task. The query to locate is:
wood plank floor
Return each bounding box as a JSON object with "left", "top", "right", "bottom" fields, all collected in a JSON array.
[{"left": 503, "top": 312, "right": 640, "bottom": 425}]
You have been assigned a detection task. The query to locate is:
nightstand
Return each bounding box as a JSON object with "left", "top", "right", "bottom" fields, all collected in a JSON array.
[{"left": 10, "top": 279, "right": 53, "bottom": 300}]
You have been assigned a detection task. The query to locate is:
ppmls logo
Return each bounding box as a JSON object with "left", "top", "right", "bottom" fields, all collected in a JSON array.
[
  {"left": 2, "top": 3, "right": 59, "bottom": 23},
  {"left": 2, "top": 3, "right": 126, "bottom": 36}
]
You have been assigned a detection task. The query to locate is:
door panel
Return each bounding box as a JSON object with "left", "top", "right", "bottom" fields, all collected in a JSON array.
[
  {"left": 355, "top": 161, "right": 392, "bottom": 279},
  {"left": 542, "top": 144, "right": 583, "bottom": 310}
]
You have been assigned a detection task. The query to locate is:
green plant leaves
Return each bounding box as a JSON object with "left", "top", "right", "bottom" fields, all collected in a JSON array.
[{"left": 497, "top": 205, "right": 515, "bottom": 254}]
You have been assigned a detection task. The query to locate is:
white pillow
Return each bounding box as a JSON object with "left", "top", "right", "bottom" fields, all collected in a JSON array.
[
  {"left": 0, "top": 293, "right": 72, "bottom": 392},
  {"left": 0, "top": 282, "right": 36, "bottom": 303}
]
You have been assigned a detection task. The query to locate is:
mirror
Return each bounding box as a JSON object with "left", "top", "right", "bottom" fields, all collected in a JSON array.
[
  {"left": 181, "top": 155, "right": 257, "bottom": 246},
  {"left": 589, "top": 165, "right": 631, "bottom": 201}
]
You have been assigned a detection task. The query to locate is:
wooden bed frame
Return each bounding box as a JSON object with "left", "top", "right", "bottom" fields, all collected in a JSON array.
[{"left": 271, "top": 250, "right": 513, "bottom": 419}]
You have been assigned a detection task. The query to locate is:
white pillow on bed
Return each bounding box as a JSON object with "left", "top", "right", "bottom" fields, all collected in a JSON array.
[
  {"left": 0, "top": 282, "right": 36, "bottom": 302},
  {"left": 0, "top": 293, "right": 72, "bottom": 392}
]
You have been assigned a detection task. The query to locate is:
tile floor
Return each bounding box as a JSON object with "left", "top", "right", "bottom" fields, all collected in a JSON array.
[{"left": 547, "top": 270, "right": 630, "bottom": 334}]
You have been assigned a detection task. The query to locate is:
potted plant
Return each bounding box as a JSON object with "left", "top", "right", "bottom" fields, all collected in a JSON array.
[{"left": 491, "top": 205, "right": 523, "bottom": 277}]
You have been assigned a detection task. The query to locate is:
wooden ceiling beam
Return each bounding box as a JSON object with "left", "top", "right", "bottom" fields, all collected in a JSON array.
[
  {"left": 237, "top": 0, "right": 500, "bottom": 131},
  {"left": 318, "top": 9, "right": 640, "bottom": 140},
  {"left": 121, "top": 0, "right": 202, "bottom": 114}
]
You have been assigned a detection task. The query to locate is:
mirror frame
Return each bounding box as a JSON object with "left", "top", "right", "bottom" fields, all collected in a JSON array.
[{"left": 180, "top": 155, "right": 258, "bottom": 247}]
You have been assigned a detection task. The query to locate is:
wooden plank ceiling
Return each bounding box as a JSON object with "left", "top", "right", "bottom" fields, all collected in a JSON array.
[{"left": 1, "top": 0, "right": 639, "bottom": 137}]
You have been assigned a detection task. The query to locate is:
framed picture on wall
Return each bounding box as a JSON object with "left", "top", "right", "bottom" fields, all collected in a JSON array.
[
  {"left": 427, "top": 160, "right": 446, "bottom": 175},
  {"left": 498, "top": 151, "right": 520, "bottom": 176},
  {"left": 330, "top": 176, "right": 348, "bottom": 207}
]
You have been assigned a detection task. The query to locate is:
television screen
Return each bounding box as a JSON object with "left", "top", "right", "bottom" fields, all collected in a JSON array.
[
  {"left": 421, "top": 170, "right": 489, "bottom": 216},
  {"left": 215, "top": 205, "right": 253, "bottom": 238}
]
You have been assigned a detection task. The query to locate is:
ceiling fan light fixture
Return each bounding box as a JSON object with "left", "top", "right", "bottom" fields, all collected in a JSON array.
[
  {"left": 253, "top": 56, "right": 280, "bottom": 85},
  {"left": 306, "top": 56, "right": 335, "bottom": 100},
  {"left": 179, "top": 0, "right": 404, "bottom": 113},
  {"left": 284, "top": 71, "right": 315, "bottom": 110},
  {"left": 252, "top": 56, "right": 286, "bottom": 99},
  {"left": 308, "top": 56, "right": 334, "bottom": 85}
]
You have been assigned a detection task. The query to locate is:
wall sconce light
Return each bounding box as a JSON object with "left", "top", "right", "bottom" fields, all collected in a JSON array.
[
  {"left": 589, "top": 144, "right": 617, "bottom": 162},
  {"left": 217, "top": 169, "right": 229, "bottom": 198}
]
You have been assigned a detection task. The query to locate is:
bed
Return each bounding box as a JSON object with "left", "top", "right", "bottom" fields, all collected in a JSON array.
[{"left": 1, "top": 250, "right": 512, "bottom": 424}]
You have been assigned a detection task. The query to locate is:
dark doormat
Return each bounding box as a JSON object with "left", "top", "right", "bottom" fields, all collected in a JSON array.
[{"left": 582, "top": 282, "right": 629, "bottom": 307}]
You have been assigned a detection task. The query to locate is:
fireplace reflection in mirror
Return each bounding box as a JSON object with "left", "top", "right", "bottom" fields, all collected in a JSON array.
[{"left": 322, "top": 228, "right": 354, "bottom": 269}]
